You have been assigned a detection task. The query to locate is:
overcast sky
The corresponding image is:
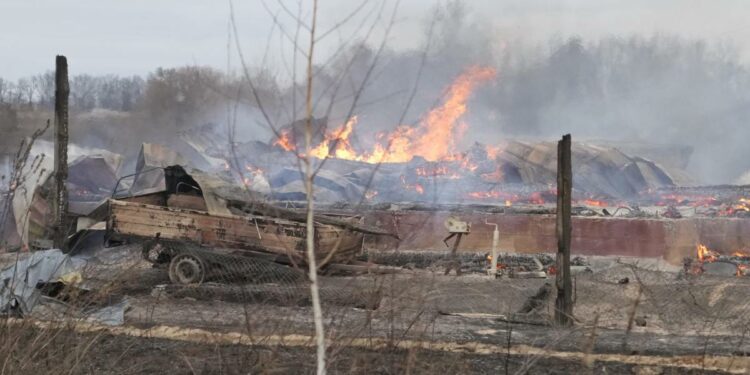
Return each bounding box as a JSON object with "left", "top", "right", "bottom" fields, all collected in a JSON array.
[{"left": 3, "top": 0, "right": 750, "bottom": 80}]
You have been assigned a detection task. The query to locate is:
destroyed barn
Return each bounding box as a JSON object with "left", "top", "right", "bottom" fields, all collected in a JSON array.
[{"left": 4, "top": 61, "right": 750, "bottom": 374}]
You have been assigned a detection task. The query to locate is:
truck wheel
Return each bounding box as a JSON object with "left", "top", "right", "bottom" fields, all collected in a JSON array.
[{"left": 169, "top": 253, "right": 206, "bottom": 284}]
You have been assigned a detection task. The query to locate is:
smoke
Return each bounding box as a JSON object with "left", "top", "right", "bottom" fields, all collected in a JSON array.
[
  {"left": 5, "top": 1, "right": 750, "bottom": 184},
  {"left": 299, "top": 2, "right": 750, "bottom": 184}
]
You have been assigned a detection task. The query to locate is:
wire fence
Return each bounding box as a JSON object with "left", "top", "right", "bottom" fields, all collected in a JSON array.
[{"left": 4, "top": 235, "right": 750, "bottom": 373}]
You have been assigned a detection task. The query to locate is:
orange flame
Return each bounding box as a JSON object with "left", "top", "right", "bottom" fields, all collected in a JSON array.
[
  {"left": 486, "top": 144, "right": 502, "bottom": 160},
  {"left": 241, "top": 164, "right": 265, "bottom": 187},
  {"left": 480, "top": 167, "right": 503, "bottom": 183},
  {"left": 467, "top": 191, "right": 502, "bottom": 199},
  {"left": 529, "top": 192, "right": 545, "bottom": 205},
  {"left": 274, "top": 129, "right": 295, "bottom": 151},
  {"left": 282, "top": 66, "right": 496, "bottom": 164},
  {"left": 579, "top": 199, "right": 608, "bottom": 207},
  {"left": 400, "top": 175, "right": 425, "bottom": 194},
  {"left": 245, "top": 164, "right": 265, "bottom": 174},
  {"left": 465, "top": 190, "right": 520, "bottom": 203},
  {"left": 309, "top": 116, "right": 359, "bottom": 159},
  {"left": 697, "top": 244, "right": 719, "bottom": 263},
  {"left": 738, "top": 264, "right": 749, "bottom": 277},
  {"left": 724, "top": 198, "right": 750, "bottom": 215},
  {"left": 411, "top": 67, "right": 496, "bottom": 161}
]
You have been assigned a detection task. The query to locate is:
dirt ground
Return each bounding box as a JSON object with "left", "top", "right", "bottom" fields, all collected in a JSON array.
[
  {"left": 4, "top": 245, "right": 750, "bottom": 374},
  {"left": 6, "top": 325, "right": 731, "bottom": 374}
]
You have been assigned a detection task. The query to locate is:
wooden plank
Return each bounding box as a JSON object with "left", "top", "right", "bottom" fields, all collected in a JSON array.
[
  {"left": 108, "top": 200, "right": 363, "bottom": 261},
  {"left": 121, "top": 192, "right": 166, "bottom": 206},
  {"left": 167, "top": 194, "right": 207, "bottom": 211},
  {"left": 325, "top": 262, "right": 405, "bottom": 274},
  {"left": 229, "top": 199, "right": 398, "bottom": 239}
]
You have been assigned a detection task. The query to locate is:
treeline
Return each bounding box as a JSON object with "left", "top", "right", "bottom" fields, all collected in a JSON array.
[
  {"left": 0, "top": 66, "right": 274, "bottom": 137},
  {"left": 0, "top": 74, "right": 144, "bottom": 112},
  {"left": 2, "top": 0, "right": 750, "bottom": 182}
]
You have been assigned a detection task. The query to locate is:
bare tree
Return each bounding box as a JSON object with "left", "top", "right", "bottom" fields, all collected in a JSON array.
[
  {"left": 302, "top": 2, "right": 326, "bottom": 373},
  {"left": 32, "top": 72, "right": 55, "bottom": 108},
  {"left": 0, "top": 78, "right": 11, "bottom": 104},
  {"left": 16, "top": 78, "right": 35, "bottom": 109},
  {"left": 70, "top": 74, "right": 99, "bottom": 111}
]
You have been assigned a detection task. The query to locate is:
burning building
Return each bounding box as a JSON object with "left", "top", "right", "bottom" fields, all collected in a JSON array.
[{"left": 4, "top": 64, "right": 750, "bottom": 268}]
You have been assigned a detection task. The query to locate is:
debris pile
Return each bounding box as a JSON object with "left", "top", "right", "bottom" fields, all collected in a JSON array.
[
  {"left": 0, "top": 248, "right": 129, "bottom": 325},
  {"left": 361, "top": 250, "right": 589, "bottom": 278},
  {"left": 685, "top": 244, "right": 750, "bottom": 277}
]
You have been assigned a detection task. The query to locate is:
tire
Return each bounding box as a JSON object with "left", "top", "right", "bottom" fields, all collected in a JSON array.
[{"left": 168, "top": 253, "right": 206, "bottom": 285}]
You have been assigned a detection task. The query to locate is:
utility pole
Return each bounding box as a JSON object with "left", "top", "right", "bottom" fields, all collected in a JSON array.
[
  {"left": 53, "top": 55, "right": 69, "bottom": 250},
  {"left": 555, "top": 134, "right": 573, "bottom": 326}
]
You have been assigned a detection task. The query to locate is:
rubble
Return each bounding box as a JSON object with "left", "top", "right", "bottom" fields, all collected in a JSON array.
[
  {"left": 0, "top": 249, "right": 84, "bottom": 314},
  {"left": 684, "top": 243, "right": 750, "bottom": 277},
  {"left": 2, "top": 141, "right": 124, "bottom": 250}
]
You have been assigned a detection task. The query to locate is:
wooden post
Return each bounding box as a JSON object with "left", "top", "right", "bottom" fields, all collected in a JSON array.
[
  {"left": 53, "top": 55, "right": 69, "bottom": 250},
  {"left": 444, "top": 233, "right": 464, "bottom": 276},
  {"left": 555, "top": 134, "right": 573, "bottom": 326}
]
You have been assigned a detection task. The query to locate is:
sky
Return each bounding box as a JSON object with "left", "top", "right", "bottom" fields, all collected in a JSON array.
[{"left": 3, "top": 0, "right": 750, "bottom": 80}]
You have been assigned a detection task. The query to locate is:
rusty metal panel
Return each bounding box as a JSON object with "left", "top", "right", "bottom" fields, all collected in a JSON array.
[{"left": 108, "top": 199, "right": 363, "bottom": 262}]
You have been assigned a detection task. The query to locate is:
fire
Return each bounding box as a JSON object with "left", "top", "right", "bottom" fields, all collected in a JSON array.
[
  {"left": 245, "top": 164, "right": 264, "bottom": 174},
  {"left": 737, "top": 198, "right": 750, "bottom": 210},
  {"left": 415, "top": 164, "right": 462, "bottom": 179},
  {"left": 655, "top": 193, "right": 718, "bottom": 207},
  {"left": 416, "top": 165, "right": 449, "bottom": 177},
  {"left": 578, "top": 199, "right": 608, "bottom": 207},
  {"left": 738, "top": 264, "right": 750, "bottom": 277},
  {"left": 467, "top": 191, "right": 502, "bottom": 199},
  {"left": 277, "top": 66, "right": 497, "bottom": 164},
  {"left": 242, "top": 164, "right": 265, "bottom": 188},
  {"left": 274, "top": 129, "right": 295, "bottom": 152},
  {"left": 485, "top": 144, "right": 502, "bottom": 160},
  {"left": 720, "top": 197, "right": 750, "bottom": 216},
  {"left": 465, "top": 190, "right": 558, "bottom": 205},
  {"left": 400, "top": 175, "right": 424, "bottom": 194},
  {"left": 411, "top": 66, "right": 496, "bottom": 161},
  {"left": 465, "top": 190, "right": 519, "bottom": 202},
  {"left": 529, "top": 192, "right": 545, "bottom": 205},
  {"left": 458, "top": 156, "right": 479, "bottom": 172},
  {"left": 697, "top": 244, "right": 719, "bottom": 263},
  {"left": 308, "top": 116, "right": 359, "bottom": 159},
  {"left": 693, "top": 244, "right": 750, "bottom": 277},
  {"left": 480, "top": 167, "right": 503, "bottom": 183}
]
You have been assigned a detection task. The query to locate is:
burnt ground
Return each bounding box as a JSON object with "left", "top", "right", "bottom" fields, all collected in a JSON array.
[
  {"left": 4, "top": 246, "right": 750, "bottom": 374},
  {"left": 5, "top": 326, "right": 729, "bottom": 374},
  {"left": 4, "top": 331, "right": 723, "bottom": 374}
]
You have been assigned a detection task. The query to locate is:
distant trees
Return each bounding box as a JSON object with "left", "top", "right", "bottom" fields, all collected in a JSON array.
[
  {"left": 141, "top": 66, "right": 224, "bottom": 129},
  {"left": 1, "top": 30, "right": 750, "bottom": 181},
  {"left": 0, "top": 72, "right": 146, "bottom": 112},
  {"left": 98, "top": 75, "right": 144, "bottom": 112},
  {"left": 32, "top": 72, "right": 54, "bottom": 108}
]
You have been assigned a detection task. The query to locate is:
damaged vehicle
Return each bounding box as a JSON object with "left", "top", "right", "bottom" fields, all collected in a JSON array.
[{"left": 93, "top": 164, "right": 396, "bottom": 284}]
